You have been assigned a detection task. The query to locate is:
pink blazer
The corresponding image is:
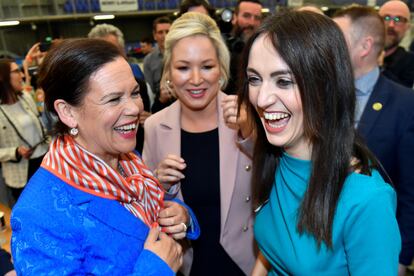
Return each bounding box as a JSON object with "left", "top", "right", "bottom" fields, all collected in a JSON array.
[{"left": 143, "top": 92, "right": 256, "bottom": 275}]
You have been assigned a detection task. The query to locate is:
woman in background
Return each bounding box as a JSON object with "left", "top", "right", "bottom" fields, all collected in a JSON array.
[
  {"left": 143, "top": 12, "right": 255, "bottom": 275},
  {"left": 239, "top": 11, "right": 401, "bottom": 275},
  {"left": 11, "top": 38, "right": 199, "bottom": 274},
  {"left": 0, "top": 59, "right": 48, "bottom": 202}
]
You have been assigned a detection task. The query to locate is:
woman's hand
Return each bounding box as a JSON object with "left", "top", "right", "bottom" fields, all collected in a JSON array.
[
  {"left": 144, "top": 224, "right": 183, "bottom": 272},
  {"left": 252, "top": 251, "right": 271, "bottom": 276},
  {"left": 222, "top": 95, "right": 252, "bottom": 139},
  {"left": 17, "top": 146, "right": 33, "bottom": 159},
  {"left": 155, "top": 154, "right": 186, "bottom": 189},
  {"left": 158, "top": 201, "right": 190, "bottom": 240}
]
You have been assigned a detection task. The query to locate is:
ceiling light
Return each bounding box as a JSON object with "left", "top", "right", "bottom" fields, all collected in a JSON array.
[
  {"left": 93, "top": 14, "right": 115, "bottom": 20},
  {"left": 0, "top": 21, "right": 20, "bottom": 27}
]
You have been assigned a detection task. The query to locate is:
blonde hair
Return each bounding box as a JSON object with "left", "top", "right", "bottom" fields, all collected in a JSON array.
[{"left": 162, "top": 12, "right": 230, "bottom": 90}]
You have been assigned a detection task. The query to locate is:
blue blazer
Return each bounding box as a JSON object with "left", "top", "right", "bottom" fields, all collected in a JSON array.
[
  {"left": 11, "top": 168, "right": 199, "bottom": 275},
  {"left": 358, "top": 75, "right": 414, "bottom": 265}
]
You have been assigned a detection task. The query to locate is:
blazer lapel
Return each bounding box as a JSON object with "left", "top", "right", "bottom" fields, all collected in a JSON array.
[
  {"left": 86, "top": 196, "right": 149, "bottom": 240},
  {"left": 159, "top": 102, "right": 184, "bottom": 201},
  {"left": 358, "top": 76, "right": 391, "bottom": 138},
  {"left": 217, "top": 92, "right": 238, "bottom": 231},
  {"left": 69, "top": 188, "right": 148, "bottom": 240}
]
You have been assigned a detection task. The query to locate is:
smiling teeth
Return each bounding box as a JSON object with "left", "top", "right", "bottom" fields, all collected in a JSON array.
[
  {"left": 191, "top": 90, "right": 203, "bottom": 94},
  {"left": 264, "top": 112, "right": 289, "bottom": 120},
  {"left": 114, "top": 123, "right": 136, "bottom": 131}
]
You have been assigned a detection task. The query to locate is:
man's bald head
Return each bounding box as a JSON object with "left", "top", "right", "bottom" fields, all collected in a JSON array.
[{"left": 379, "top": 0, "right": 411, "bottom": 50}]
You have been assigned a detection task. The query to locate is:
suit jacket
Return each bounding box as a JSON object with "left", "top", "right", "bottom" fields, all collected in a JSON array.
[
  {"left": 0, "top": 93, "right": 47, "bottom": 188},
  {"left": 357, "top": 75, "right": 414, "bottom": 265},
  {"left": 383, "top": 46, "right": 414, "bottom": 88},
  {"left": 11, "top": 168, "right": 175, "bottom": 275},
  {"left": 143, "top": 92, "right": 256, "bottom": 275}
]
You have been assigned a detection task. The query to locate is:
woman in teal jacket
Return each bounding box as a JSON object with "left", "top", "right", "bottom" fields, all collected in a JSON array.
[{"left": 239, "top": 11, "right": 401, "bottom": 275}]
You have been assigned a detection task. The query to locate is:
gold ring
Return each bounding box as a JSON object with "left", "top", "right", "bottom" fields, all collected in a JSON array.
[{"left": 180, "top": 222, "right": 187, "bottom": 232}]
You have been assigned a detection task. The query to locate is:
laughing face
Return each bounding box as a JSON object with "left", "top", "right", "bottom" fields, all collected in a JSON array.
[
  {"left": 71, "top": 57, "right": 143, "bottom": 164},
  {"left": 247, "top": 35, "right": 310, "bottom": 159},
  {"left": 169, "top": 35, "right": 221, "bottom": 113}
]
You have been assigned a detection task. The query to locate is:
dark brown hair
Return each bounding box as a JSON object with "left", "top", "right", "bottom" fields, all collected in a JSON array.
[
  {"left": 0, "top": 59, "right": 19, "bottom": 104},
  {"left": 239, "top": 11, "right": 378, "bottom": 247},
  {"left": 38, "top": 38, "right": 123, "bottom": 135}
]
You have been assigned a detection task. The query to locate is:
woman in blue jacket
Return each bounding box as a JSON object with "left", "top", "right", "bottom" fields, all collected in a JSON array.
[{"left": 11, "top": 38, "right": 199, "bottom": 275}]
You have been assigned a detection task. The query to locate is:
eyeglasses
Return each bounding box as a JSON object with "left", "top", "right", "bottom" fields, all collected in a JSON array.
[{"left": 382, "top": 15, "right": 408, "bottom": 25}]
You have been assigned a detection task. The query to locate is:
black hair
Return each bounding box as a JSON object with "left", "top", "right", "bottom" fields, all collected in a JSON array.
[{"left": 178, "top": 0, "right": 216, "bottom": 18}]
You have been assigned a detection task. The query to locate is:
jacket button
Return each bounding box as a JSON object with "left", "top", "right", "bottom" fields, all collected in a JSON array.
[
  {"left": 2, "top": 126, "right": 5, "bottom": 129},
  {"left": 245, "top": 196, "right": 250, "bottom": 202},
  {"left": 245, "top": 165, "right": 251, "bottom": 171},
  {"left": 242, "top": 226, "right": 248, "bottom": 232}
]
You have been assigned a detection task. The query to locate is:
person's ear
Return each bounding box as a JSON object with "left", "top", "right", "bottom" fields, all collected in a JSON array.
[
  {"left": 360, "top": 36, "right": 374, "bottom": 58},
  {"left": 54, "top": 99, "right": 78, "bottom": 128}
]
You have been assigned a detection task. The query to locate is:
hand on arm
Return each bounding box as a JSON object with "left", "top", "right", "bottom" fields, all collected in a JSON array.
[
  {"left": 144, "top": 224, "right": 183, "bottom": 272},
  {"left": 158, "top": 200, "right": 190, "bottom": 240}
]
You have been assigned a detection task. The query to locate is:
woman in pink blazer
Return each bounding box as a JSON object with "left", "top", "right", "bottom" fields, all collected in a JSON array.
[{"left": 143, "top": 12, "right": 256, "bottom": 275}]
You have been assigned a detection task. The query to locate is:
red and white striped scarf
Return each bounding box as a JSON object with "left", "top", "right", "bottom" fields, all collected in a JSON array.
[{"left": 41, "top": 135, "right": 164, "bottom": 226}]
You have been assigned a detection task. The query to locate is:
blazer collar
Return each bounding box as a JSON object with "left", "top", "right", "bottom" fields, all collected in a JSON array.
[{"left": 358, "top": 75, "right": 392, "bottom": 137}]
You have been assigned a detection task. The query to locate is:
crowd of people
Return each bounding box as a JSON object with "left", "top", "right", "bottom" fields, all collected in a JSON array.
[{"left": 0, "top": 0, "right": 412, "bottom": 275}]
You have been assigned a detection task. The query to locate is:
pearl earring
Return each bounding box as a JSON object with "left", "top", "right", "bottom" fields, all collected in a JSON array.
[{"left": 70, "top": 127, "right": 78, "bottom": 136}]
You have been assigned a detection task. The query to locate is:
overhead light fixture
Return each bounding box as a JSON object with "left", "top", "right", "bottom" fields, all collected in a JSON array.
[
  {"left": 321, "top": 6, "right": 329, "bottom": 11},
  {"left": 261, "top": 8, "right": 270, "bottom": 13},
  {"left": 93, "top": 14, "right": 115, "bottom": 20},
  {"left": 0, "top": 20, "right": 20, "bottom": 27}
]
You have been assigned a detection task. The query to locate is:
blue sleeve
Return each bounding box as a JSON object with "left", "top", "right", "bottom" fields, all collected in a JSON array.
[
  {"left": 11, "top": 207, "right": 86, "bottom": 275},
  {"left": 169, "top": 198, "right": 201, "bottom": 240},
  {"left": 133, "top": 249, "right": 174, "bottom": 275},
  {"left": 343, "top": 186, "right": 401, "bottom": 275}
]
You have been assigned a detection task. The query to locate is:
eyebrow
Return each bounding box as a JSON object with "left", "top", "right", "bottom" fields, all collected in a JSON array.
[
  {"left": 246, "top": 68, "right": 292, "bottom": 77},
  {"left": 175, "top": 59, "right": 216, "bottom": 64},
  {"left": 99, "top": 84, "right": 140, "bottom": 102}
]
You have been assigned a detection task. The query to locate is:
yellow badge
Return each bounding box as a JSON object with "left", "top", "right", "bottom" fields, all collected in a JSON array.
[{"left": 372, "top": 102, "right": 382, "bottom": 111}]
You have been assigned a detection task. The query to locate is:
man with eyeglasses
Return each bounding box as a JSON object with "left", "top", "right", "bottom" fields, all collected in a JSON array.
[
  {"left": 379, "top": 0, "right": 414, "bottom": 88},
  {"left": 223, "top": 0, "right": 263, "bottom": 94}
]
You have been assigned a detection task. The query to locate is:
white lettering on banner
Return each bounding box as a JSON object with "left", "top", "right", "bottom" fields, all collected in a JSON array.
[{"left": 99, "top": 0, "right": 138, "bottom": 12}]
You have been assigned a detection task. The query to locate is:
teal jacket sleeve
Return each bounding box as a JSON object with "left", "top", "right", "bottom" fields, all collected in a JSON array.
[{"left": 343, "top": 185, "right": 401, "bottom": 275}]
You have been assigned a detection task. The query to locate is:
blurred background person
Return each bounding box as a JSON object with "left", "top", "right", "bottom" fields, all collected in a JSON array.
[
  {"left": 144, "top": 16, "right": 174, "bottom": 113},
  {"left": 140, "top": 36, "right": 154, "bottom": 56},
  {"left": 333, "top": 5, "right": 414, "bottom": 275},
  {"left": 143, "top": 13, "right": 256, "bottom": 275},
  {"left": 379, "top": 0, "right": 414, "bottom": 88},
  {"left": 12, "top": 38, "right": 200, "bottom": 274},
  {"left": 177, "top": 0, "right": 216, "bottom": 18},
  {"left": 223, "top": 0, "right": 263, "bottom": 95},
  {"left": 0, "top": 59, "right": 48, "bottom": 204},
  {"left": 240, "top": 11, "right": 400, "bottom": 275}
]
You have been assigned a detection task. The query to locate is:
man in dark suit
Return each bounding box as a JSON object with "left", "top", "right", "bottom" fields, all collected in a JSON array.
[
  {"left": 379, "top": 0, "right": 414, "bottom": 88},
  {"left": 334, "top": 6, "right": 414, "bottom": 275}
]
